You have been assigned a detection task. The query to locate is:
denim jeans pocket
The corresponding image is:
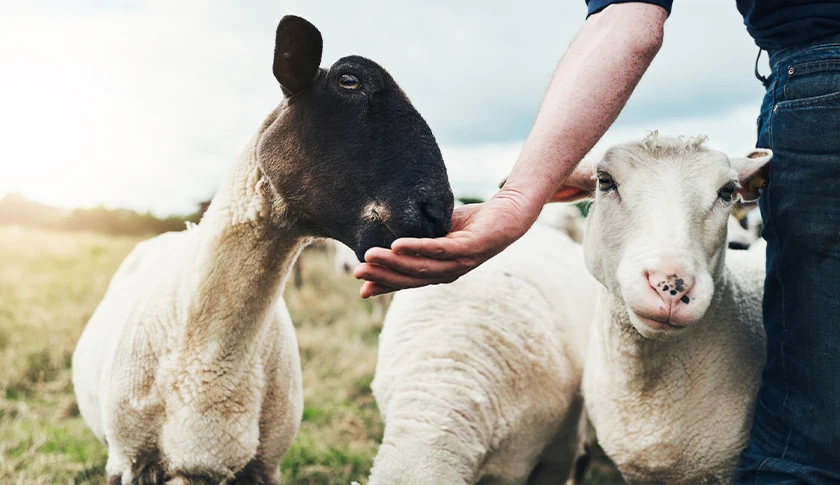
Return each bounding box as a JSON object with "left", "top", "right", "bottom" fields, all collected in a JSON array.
[{"left": 778, "top": 57, "right": 840, "bottom": 109}]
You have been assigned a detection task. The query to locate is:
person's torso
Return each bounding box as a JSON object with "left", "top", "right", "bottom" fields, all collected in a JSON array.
[{"left": 737, "top": 0, "right": 840, "bottom": 50}]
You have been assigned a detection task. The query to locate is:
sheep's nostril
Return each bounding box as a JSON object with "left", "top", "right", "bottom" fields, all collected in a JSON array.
[
  {"left": 421, "top": 201, "right": 451, "bottom": 238},
  {"left": 647, "top": 271, "right": 694, "bottom": 305}
]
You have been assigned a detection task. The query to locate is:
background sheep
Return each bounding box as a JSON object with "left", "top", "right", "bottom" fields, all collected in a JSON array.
[
  {"left": 327, "top": 240, "right": 393, "bottom": 320},
  {"left": 71, "top": 15, "right": 454, "bottom": 484},
  {"left": 726, "top": 202, "right": 762, "bottom": 250},
  {"left": 499, "top": 176, "right": 587, "bottom": 244},
  {"left": 549, "top": 133, "right": 770, "bottom": 484},
  {"left": 726, "top": 215, "right": 757, "bottom": 250},
  {"left": 331, "top": 240, "right": 361, "bottom": 275},
  {"left": 368, "top": 224, "right": 598, "bottom": 485},
  {"left": 537, "top": 203, "right": 587, "bottom": 244}
]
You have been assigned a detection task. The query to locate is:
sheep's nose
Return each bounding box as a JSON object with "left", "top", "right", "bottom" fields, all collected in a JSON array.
[
  {"left": 420, "top": 199, "right": 451, "bottom": 238},
  {"left": 647, "top": 270, "right": 695, "bottom": 305},
  {"left": 728, "top": 240, "right": 750, "bottom": 250},
  {"left": 385, "top": 193, "right": 453, "bottom": 240}
]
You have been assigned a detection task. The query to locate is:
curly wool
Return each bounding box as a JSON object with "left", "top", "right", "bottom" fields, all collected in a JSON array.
[
  {"left": 369, "top": 225, "right": 598, "bottom": 485},
  {"left": 583, "top": 251, "right": 765, "bottom": 484},
  {"left": 72, "top": 132, "right": 304, "bottom": 484}
]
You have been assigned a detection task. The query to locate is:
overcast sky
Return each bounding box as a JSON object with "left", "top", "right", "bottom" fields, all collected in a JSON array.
[{"left": 0, "top": 0, "right": 767, "bottom": 215}]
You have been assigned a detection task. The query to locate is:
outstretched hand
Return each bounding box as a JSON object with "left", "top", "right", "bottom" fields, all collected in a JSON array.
[{"left": 354, "top": 191, "right": 540, "bottom": 298}]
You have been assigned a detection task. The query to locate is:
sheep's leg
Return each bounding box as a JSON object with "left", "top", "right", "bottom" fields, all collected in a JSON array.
[
  {"left": 569, "top": 443, "right": 591, "bottom": 485},
  {"left": 233, "top": 459, "right": 279, "bottom": 485},
  {"left": 165, "top": 475, "right": 231, "bottom": 485},
  {"left": 292, "top": 260, "right": 303, "bottom": 288},
  {"left": 134, "top": 459, "right": 167, "bottom": 485},
  {"left": 528, "top": 461, "right": 575, "bottom": 485},
  {"left": 567, "top": 412, "right": 594, "bottom": 485},
  {"left": 371, "top": 297, "right": 384, "bottom": 320},
  {"left": 106, "top": 449, "right": 135, "bottom": 485},
  {"left": 106, "top": 447, "right": 166, "bottom": 485},
  {"left": 370, "top": 293, "right": 393, "bottom": 321}
]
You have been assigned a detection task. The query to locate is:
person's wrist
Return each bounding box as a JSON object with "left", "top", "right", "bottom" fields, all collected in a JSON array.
[{"left": 492, "top": 185, "right": 543, "bottom": 236}]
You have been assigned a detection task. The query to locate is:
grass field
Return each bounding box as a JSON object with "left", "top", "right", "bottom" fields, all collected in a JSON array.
[{"left": 0, "top": 225, "right": 624, "bottom": 484}]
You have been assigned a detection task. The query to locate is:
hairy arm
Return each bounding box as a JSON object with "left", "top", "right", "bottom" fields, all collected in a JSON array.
[{"left": 356, "top": 3, "right": 668, "bottom": 297}]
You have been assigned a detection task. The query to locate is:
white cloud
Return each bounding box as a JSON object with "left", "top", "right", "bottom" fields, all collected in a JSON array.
[
  {"left": 0, "top": 2, "right": 274, "bottom": 214},
  {"left": 445, "top": 102, "right": 761, "bottom": 201},
  {"left": 0, "top": 0, "right": 768, "bottom": 215}
]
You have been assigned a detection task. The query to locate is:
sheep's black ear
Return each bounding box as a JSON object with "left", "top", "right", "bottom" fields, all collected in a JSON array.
[
  {"left": 731, "top": 148, "right": 772, "bottom": 202},
  {"left": 273, "top": 15, "right": 323, "bottom": 96}
]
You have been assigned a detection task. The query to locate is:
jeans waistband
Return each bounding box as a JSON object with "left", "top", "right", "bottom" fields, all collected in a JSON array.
[{"left": 768, "top": 32, "right": 840, "bottom": 67}]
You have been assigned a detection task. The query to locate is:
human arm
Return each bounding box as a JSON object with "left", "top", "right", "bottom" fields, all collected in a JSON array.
[{"left": 355, "top": 2, "right": 668, "bottom": 297}]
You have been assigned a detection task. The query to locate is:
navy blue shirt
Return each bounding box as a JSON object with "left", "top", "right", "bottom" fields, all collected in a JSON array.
[{"left": 586, "top": 0, "right": 840, "bottom": 51}]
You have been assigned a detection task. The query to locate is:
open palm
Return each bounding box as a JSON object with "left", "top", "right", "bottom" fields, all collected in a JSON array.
[{"left": 354, "top": 193, "right": 536, "bottom": 297}]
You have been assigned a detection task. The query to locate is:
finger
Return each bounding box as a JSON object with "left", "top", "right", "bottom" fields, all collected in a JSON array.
[
  {"left": 381, "top": 205, "right": 478, "bottom": 258},
  {"left": 360, "top": 281, "right": 397, "bottom": 299},
  {"left": 364, "top": 249, "right": 466, "bottom": 279},
  {"left": 354, "top": 262, "right": 448, "bottom": 289},
  {"left": 364, "top": 246, "right": 399, "bottom": 260},
  {"left": 389, "top": 236, "right": 466, "bottom": 259}
]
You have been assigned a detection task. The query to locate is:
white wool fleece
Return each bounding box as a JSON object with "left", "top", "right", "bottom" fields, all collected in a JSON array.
[
  {"left": 72, "top": 133, "right": 304, "bottom": 483},
  {"left": 583, "top": 250, "right": 765, "bottom": 484},
  {"left": 573, "top": 136, "right": 770, "bottom": 484},
  {"left": 369, "top": 224, "right": 598, "bottom": 485}
]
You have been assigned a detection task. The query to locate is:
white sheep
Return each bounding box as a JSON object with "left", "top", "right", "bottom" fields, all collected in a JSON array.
[
  {"left": 71, "top": 15, "right": 453, "bottom": 485},
  {"left": 327, "top": 239, "right": 392, "bottom": 320},
  {"left": 726, "top": 202, "right": 764, "bottom": 251},
  {"left": 549, "top": 133, "right": 770, "bottom": 484},
  {"left": 331, "top": 239, "right": 361, "bottom": 275},
  {"left": 726, "top": 214, "right": 757, "bottom": 250},
  {"left": 368, "top": 223, "right": 599, "bottom": 485},
  {"left": 537, "top": 203, "right": 586, "bottom": 244}
]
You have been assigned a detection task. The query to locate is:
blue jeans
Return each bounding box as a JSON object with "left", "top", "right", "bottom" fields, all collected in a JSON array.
[{"left": 735, "top": 34, "right": 840, "bottom": 485}]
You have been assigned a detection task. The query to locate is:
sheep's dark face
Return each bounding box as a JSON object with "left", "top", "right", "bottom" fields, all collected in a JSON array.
[{"left": 258, "top": 16, "right": 453, "bottom": 260}]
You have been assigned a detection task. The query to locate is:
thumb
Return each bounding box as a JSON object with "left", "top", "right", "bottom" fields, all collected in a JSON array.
[{"left": 448, "top": 204, "right": 480, "bottom": 232}]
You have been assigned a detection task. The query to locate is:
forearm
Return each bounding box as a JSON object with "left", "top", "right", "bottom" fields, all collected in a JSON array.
[
  {"left": 501, "top": 3, "right": 666, "bottom": 219},
  {"left": 354, "top": 3, "right": 668, "bottom": 296}
]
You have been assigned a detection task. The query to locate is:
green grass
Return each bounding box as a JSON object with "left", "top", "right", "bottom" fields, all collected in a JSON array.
[
  {"left": 0, "top": 225, "right": 624, "bottom": 484},
  {"left": 0, "top": 226, "right": 129, "bottom": 484}
]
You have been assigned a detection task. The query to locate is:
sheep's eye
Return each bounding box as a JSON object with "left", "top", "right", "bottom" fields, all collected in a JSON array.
[
  {"left": 718, "top": 182, "right": 736, "bottom": 202},
  {"left": 597, "top": 172, "right": 617, "bottom": 192},
  {"left": 338, "top": 74, "right": 361, "bottom": 90}
]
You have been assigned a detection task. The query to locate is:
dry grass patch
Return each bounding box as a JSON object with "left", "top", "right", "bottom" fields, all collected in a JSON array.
[{"left": 0, "top": 226, "right": 622, "bottom": 484}]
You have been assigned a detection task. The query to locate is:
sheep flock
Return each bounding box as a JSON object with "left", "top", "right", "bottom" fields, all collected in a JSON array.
[{"left": 70, "top": 14, "right": 773, "bottom": 485}]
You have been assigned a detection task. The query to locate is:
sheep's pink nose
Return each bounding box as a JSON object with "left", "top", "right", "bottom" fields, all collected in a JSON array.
[{"left": 648, "top": 271, "right": 695, "bottom": 305}]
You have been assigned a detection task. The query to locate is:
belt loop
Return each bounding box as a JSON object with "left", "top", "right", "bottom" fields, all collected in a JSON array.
[
  {"left": 755, "top": 47, "right": 770, "bottom": 88},
  {"left": 754, "top": 47, "right": 770, "bottom": 87}
]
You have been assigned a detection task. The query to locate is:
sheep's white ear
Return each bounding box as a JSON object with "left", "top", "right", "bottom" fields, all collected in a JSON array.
[
  {"left": 547, "top": 159, "right": 596, "bottom": 203},
  {"left": 730, "top": 148, "right": 772, "bottom": 203}
]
